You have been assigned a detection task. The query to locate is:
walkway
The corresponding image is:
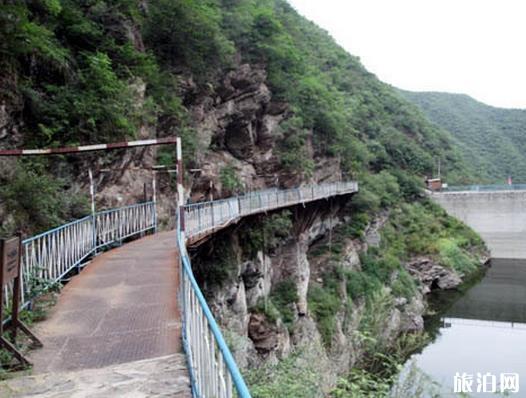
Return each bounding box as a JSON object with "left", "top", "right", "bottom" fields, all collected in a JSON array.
[
  {"left": 0, "top": 180, "right": 358, "bottom": 398},
  {"left": 0, "top": 354, "right": 191, "bottom": 398},
  {"left": 12, "top": 231, "right": 192, "bottom": 396}
]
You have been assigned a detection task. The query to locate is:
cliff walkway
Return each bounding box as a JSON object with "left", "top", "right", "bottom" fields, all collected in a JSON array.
[{"left": 0, "top": 181, "right": 357, "bottom": 397}]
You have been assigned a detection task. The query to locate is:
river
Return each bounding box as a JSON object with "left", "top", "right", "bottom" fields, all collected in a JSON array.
[{"left": 401, "top": 258, "right": 526, "bottom": 397}]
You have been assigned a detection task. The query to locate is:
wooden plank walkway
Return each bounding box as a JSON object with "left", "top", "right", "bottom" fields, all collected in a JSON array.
[{"left": 2, "top": 231, "right": 192, "bottom": 397}]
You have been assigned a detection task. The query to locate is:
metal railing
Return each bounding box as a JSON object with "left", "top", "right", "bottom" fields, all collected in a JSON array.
[
  {"left": 441, "top": 184, "right": 526, "bottom": 193},
  {"left": 4, "top": 179, "right": 357, "bottom": 395},
  {"left": 3, "top": 201, "right": 156, "bottom": 313},
  {"left": 177, "top": 180, "right": 358, "bottom": 398},
  {"left": 178, "top": 228, "right": 248, "bottom": 398},
  {"left": 184, "top": 181, "right": 358, "bottom": 237}
]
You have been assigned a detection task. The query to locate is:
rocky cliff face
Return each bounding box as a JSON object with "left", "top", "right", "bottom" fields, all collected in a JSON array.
[
  {"left": 190, "top": 198, "right": 448, "bottom": 393},
  {"left": 185, "top": 62, "right": 341, "bottom": 202}
]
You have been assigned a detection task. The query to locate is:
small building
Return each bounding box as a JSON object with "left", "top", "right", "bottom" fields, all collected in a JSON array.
[{"left": 426, "top": 178, "right": 442, "bottom": 191}]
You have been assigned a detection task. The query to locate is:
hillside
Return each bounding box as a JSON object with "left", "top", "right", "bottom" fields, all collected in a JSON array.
[
  {"left": 0, "top": 1, "right": 488, "bottom": 396},
  {"left": 0, "top": 0, "right": 475, "bottom": 234},
  {"left": 400, "top": 90, "right": 526, "bottom": 184}
]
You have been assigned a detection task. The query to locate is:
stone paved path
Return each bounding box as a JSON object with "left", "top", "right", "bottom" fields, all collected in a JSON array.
[{"left": 0, "top": 354, "right": 191, "bottom": 397}]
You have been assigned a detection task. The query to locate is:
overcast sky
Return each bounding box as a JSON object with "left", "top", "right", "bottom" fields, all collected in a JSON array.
[{"left": 287, "top": 0, "right": 526, "bottom": 109}]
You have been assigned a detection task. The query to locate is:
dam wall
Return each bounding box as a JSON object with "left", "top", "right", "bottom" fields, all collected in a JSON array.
[{"left": 430, "top": 190, "right": 526, "bottom": 259}]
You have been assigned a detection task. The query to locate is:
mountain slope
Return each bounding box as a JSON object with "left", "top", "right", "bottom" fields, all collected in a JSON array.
[
  {"left": 0, "top": 2, "right": 488, "bottom": 396},
  {"left": 399, "top": 90, "right": 526, "bottom": 183}
]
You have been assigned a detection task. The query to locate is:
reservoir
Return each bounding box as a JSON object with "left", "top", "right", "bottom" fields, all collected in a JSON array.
[{"left": 404, "top": 258, "right": 526, "bottom": 396}]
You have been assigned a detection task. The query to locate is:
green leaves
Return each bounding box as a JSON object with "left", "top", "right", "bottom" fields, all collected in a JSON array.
[
  {"left": 220, "top": 166, "right": 243, "bottom": 194},
  {"left": 34, "top": 51, "right": 136, "bottom": 144},
  {"left": 0, "top": 161, "right": 89, "bottom": 235},
  {"left": 145, "top": 0, "right": 234, "bottom": 80}
]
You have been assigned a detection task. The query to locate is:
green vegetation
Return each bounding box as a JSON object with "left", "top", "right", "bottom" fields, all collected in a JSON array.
[
  {"left": 241, "top": 210, "right": 292, "bottom": 256},
  {"left": 268, "top": 279, "right": 298, "bottom": 327},
  {"left": 0, "top": 0, "right": 195, "bottom": 235},
  {"left": 253, "top": 278, "right": 298, "bottom": 329},
  {"left": 305, "top": 165, "right": 484, "bottom": 351},
  {"left": 0, "top": 1, "right": 491, "bottom": 395},
  {"left": 193, "top": 234, "right": 238, "bottom": 289},
  {"left": 400, "top": 90, "right": 526, "bottom": 183},
  {"left": 0, "top": 0, "right": 482, "bottom": 236},
  {"left": 0, "top": 160, "right": 88, "bottom": 234},
  {"left": 145, "top": 0, "right": 234, "bottom": 81},
  {"left": 0, "top": 288, "right": 58, "bottom": 373},
  {"left": 245, "top": 350, "right": 324, "bottom": 398},
  {"left": 332, "top": 360, "right": 440, "bottom": 398},
  {"left": 220, "top": 0, "right": 472, "bottom": 181},
  {"left": 307, "top": 269, "right": 345, "bottom": 347},
  {"left": 277, "top": 116, "right": 315, "bottom": 177},
  {"left": 220, "top": 166, "right": 243, "bottom": 193},
  {"left": 380, "top": 200, "right": 484, "bottom": 269}
]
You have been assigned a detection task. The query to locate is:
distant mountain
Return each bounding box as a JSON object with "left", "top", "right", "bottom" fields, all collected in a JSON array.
[{"left": 399, "top": 90, "right": 526, "bottom": 184}]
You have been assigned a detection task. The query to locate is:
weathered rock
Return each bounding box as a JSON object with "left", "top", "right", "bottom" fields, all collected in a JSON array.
[
  {"left": 0, "top": 102, "right": 9, "bottom": 140},
  {"left": 242, "top": 252, "right": 272, "bottom": 308},
  {"left": 405, "top": 257, "right": 462, "bottom": 293},
  {"left": 399, "top": 293, "right": 426, "bottom": 332},
  {"left": 248, "top": 314, "right": 290, "bottom": 357},
  {"left": 364, "top": 210, "right": 389, "bottom": 248}
]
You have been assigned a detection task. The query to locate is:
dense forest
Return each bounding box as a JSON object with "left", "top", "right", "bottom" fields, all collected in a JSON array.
[
  {"left": 400, "top": 90, "right": 526, "bottom": 184},
  {"left": 0, "top": 1, "right": 489, "bottom": 396}
]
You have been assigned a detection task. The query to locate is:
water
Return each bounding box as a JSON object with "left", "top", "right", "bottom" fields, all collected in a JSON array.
[{"left": 403, "top": 259, "right": 526, "bottom": 397}]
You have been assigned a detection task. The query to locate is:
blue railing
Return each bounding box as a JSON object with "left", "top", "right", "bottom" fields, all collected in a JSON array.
[
  {"left": 176, "top": 181, "right": 358, "bottom": 398},
  {"left": 178, "top": 225, "right": 251, "bottom": 398},
  {"left": 442, "top": 184, "right": 526, "bottom": 192}
]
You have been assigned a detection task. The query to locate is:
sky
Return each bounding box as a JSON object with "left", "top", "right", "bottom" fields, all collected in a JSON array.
[{"left": 287, "top": 0, "right": 526, "bottom": 109}]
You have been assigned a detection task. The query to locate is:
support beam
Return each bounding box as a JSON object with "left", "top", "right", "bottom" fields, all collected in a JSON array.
[{"left": 0, "top": 137, "right": 178, "bottom": 156}]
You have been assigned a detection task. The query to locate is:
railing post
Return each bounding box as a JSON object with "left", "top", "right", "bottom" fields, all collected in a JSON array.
[
  {"left": 176, "top": 137, "right": 186, "bottom": 235},
  {"left": 210, "top": 204, "right": 215, "bottom": 228},
  {"left": 88, "top": 169, "right": 97, "bottom": 253},
  {"left": 152, "top": 177, "right": 158, "bottom": 233}
]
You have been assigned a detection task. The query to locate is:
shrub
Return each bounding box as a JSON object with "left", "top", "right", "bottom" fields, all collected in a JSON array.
[
  {"left": 437, "top": 238, "right": 478, "bottom": 275},
  {"left": 0, "top": 161, "right": 88, "bottom": 234},
  {"left": 307, "top": 269, "right": 343, "bottom": 347},
  {"left": 252, "top": 298, "right": 281, "bottom": 324},
  {"left": 346, "top": 271, "right": 381, "bottom": 301},
  {"left": 145, "top": 0, "right": 234, "bottom": 80},
  {"left": 391, "top": 269, "right": 417, "bottom": 300},
  {"left": 278, "top": 117, "right": 314, "bottom": 177},
  {"left": 246, "top": 350, "right": 323, "bottom": 398},
  {"left": 343, "top": 212, "right": 369, "bottom": 239},
  {"left": 242, "top": 210, "right": 292, "bottom": 256},
  {"left": 270, "top": 279, "right": 298, "bottom": 327},
  {"left": 220, "top": 166, "right": 243, "bottom": 193}
]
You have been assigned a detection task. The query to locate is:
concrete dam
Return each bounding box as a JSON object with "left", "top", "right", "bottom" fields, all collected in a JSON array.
[{"left": 430, "top": 189, "right": 526, "bottom": 259}]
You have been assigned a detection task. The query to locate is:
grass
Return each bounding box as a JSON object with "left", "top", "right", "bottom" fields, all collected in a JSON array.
[
  {"left": 437, "top": 238, "right": 479, "bottom": 275},
  {"left": 0, "top": 291, "right": 57, "bottom": 376},
  {"left": 245, "top": 349, "right": 324, "bottom": 398},
  {"left": 307, "top": 268, "right": 344, "bottom": 347}
]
